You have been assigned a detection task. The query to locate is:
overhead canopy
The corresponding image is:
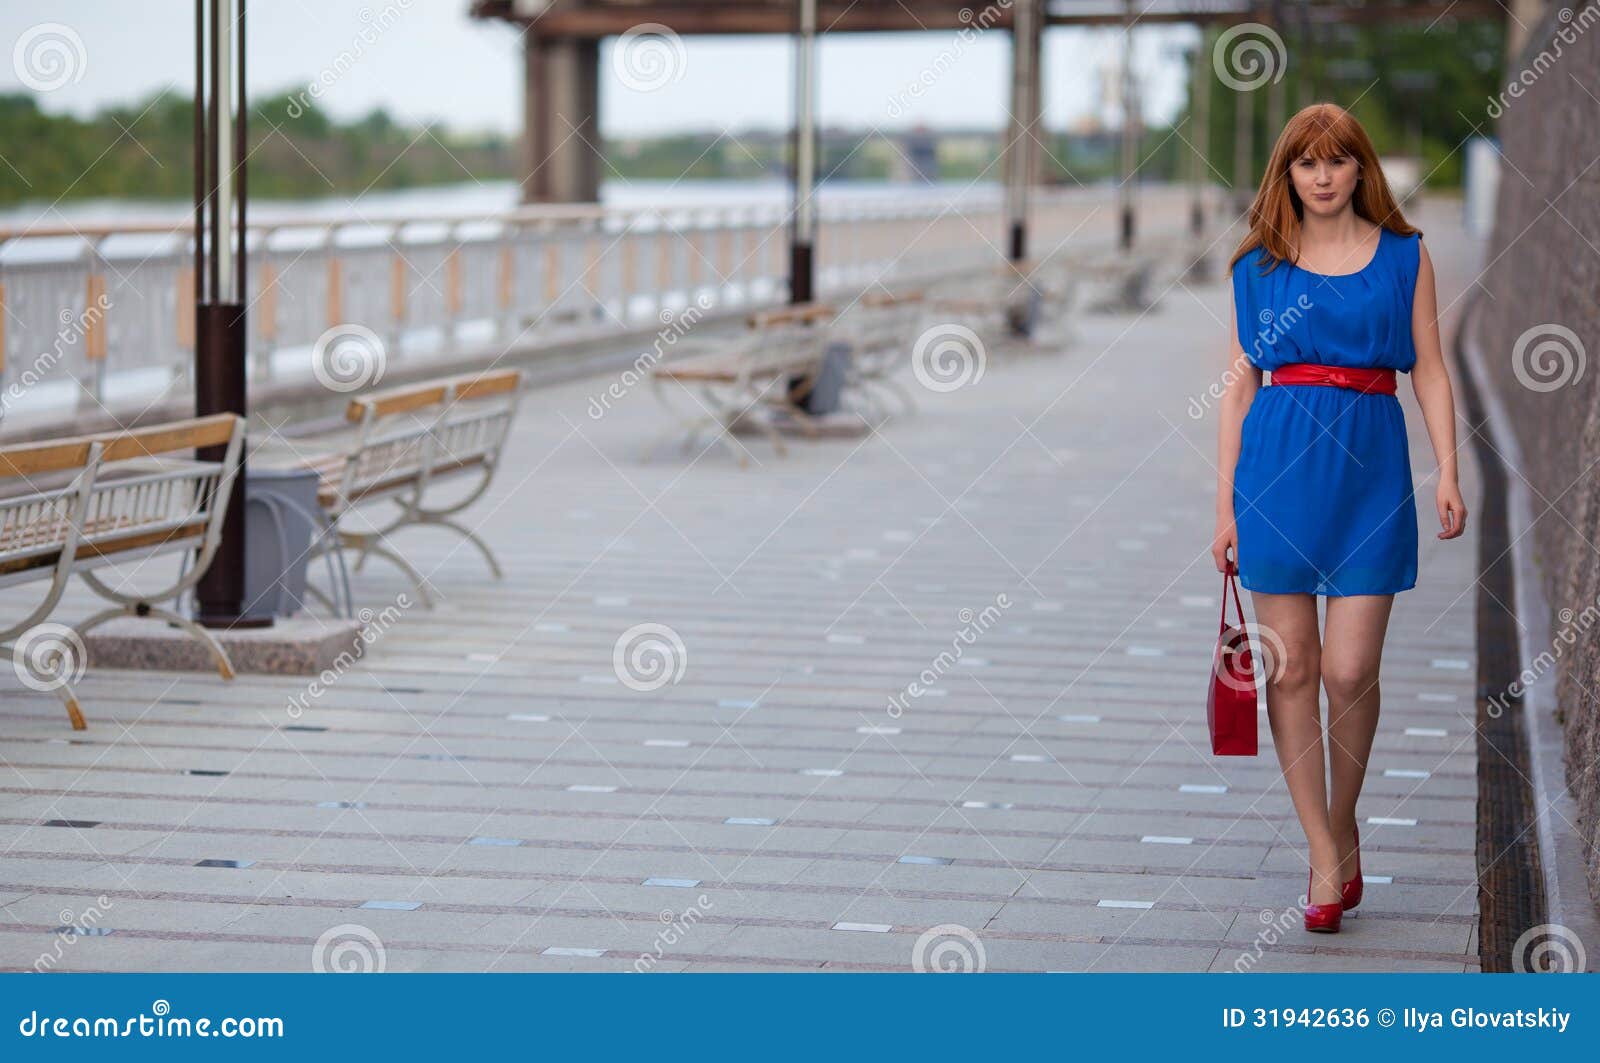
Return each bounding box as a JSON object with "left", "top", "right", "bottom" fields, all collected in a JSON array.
[{"left": 471, "top": 0, "right": 1503, "bottom": 35}]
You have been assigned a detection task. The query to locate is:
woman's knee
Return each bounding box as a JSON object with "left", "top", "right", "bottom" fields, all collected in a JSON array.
[
  {"left": 1266, "top": 642, "right": 1320, "bottom": 692},
  {"left": 1321, "top": 657, "right": 1379, "bottom": 703}
]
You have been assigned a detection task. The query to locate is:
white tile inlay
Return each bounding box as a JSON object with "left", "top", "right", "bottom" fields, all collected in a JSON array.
[
  {"left": 1430, "top": 658, "right": 1470, "bottom": 670},
  {"left": 1405, "top": 727, "right": 1448, "bottom": 737},
  {"left": 961, "top": 801, "right": 1015, "bottom": 810},
  {"left": 1032, "top": 601, "right": 1064, "bottom": 612},
  {"left": 1383, "top": 769, "right": 1431, "bottom": 780},
  {"left": 360, "top": 900, "right": 421, "bottom": 911},
  {"left": 801, "top": 768, "right": 844, "bottom": 777},
  {"left": 1058, "top": 714, "right": 1101, "bottom": 723},
  {"left": 857, "top": 726, "right": 901, "bottom": 735},
  {"left": 1126, "top": 646, "right": 1164, "bottom": 657},
  {"left": 644, "top": 739, "right": 691, "bottom": 748},
  {"left": 566, "top": 784, "right": 618, "bottom": 793},
  {"left": 643, "top": 878, "right": 701, "bottom": 888},
  {"left": 1180, "top": 595, "right": 1213, "bottom": 608},
  {"left": 1366, "top": 816, "right": 1418, "bottom": 826},
  {"left": 543, "top": 947, "right": 606, "bottom": 957},
  {"left": 1179, "top": 784, "right": 1228, "bottom": 794},
  {"left": 1009, "top": 754, "right": 1047, "bottom": 763},
  {"left": 897, "top": 855, "right": 954, "bottom": 866},
  {"left": 1097, "top": 899, "right": 1155, "bottom": 910},
  {"left": 579, "top": 674, "right": 620, "bottom": 685},
  {"left": 469, "top": 836, "right": 523, "bottom": 847},
  {"left": 1365, "top": 875, "right": 1394, "bottom": 884},
  {"left": 826, "top": 633, "right": 865, "bottom": 644},
  {"left": 724, "top": 817, "right": 777, "bottom": 826},
  {"left": 718, "top": 699, "right": 757, "bottom": 709},
  {"left": 1417, "top": 692, "right": 1458, "bottom": 703},
  {"left": 832, "top": 922, "right": 892, "bottom": 933},
  {"left": 1140, "top": 836, "right": 1194, "bottom": 845},
  {"left": 507, "top": 713, "right": 550, "bottom": 722},
  {"left": 466, "top": 653, "right": 499, "bottom": 663},
  {"left": 956, "top": 657, "right": 990, "bottom": 667},
  {"left": 534, "top": 622, "right": 570, "bottom": 633}
]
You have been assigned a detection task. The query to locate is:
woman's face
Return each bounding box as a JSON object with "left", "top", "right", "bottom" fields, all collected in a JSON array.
[{"left": 1288, "top": 151, "right": 1360, "bottom": 217}]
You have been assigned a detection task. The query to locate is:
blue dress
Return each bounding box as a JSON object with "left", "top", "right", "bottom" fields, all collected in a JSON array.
[{"left": 1230, "top": 226, "right": 1421, "bottom": 597}]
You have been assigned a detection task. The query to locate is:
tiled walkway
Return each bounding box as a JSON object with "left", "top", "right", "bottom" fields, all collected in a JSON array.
[{"left": 0, "top": 205, "right": 1483, "bottom": 972}]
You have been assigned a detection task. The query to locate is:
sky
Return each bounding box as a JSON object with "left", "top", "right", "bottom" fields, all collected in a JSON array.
[{"left": 0, "top": 0, "right": 1194, "bottom": 136}]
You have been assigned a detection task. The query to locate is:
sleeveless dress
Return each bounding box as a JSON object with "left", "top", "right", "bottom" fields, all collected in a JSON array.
[{"left": 1230, "top": 226, "right": 1421, "bottom": 597}]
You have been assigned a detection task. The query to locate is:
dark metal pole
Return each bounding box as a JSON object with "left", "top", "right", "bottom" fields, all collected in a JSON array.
[
  {"left": 1005, "top": 0, "right": 1038, "bottom": 264},
  {"left": 195, "top": 0, "right": 258, "bottom": 628},
  {"left": 1117, "top": 0, "right": 1137, "bottom": 250},
  {"left": 788, "top": 0, "right": 818, "bottom": 305}
]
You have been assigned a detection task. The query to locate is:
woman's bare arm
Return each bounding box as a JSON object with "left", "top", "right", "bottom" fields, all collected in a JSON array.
[
  {"left": 1409, "top": 239, "right": 1467, "bottom": 540},
  {"left": 1213, "top": 286, "right": 1263, "bottom": 571}
]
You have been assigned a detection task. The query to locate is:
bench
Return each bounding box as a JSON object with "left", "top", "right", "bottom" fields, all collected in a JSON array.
[
  {"left": 923, "top": 261, "right": 1077, "bottom": 341},
  {"left": 650, "top": 304, "right": 835, "bottom": 464},
  {"left": 834, "top": 292, "right": 925, "bottom": 421},
  {"left": 260, "top": 369, "right": 523, "bottom": 609},
  {"left": 0, "top": 413, "right": 247, "bottom": 729}
]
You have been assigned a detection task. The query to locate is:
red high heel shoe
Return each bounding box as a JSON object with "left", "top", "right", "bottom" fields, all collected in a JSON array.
[
  {"left": 1304, "top": 869, "right": 1343, "bottom": 933},
  {"left": 1341, "top": 826, "right": 1363, "bottom": 911}
]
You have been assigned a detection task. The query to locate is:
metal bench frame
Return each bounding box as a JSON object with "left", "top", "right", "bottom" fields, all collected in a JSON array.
[
  {"left": 0, "top": 413, "right": 246, "bottom": 729},
  {"left": 301, "top": 369, "right": 523, "bottom": 609}
]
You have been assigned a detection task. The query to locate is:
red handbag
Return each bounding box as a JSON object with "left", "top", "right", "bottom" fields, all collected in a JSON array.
[{"left": 1208, "top": 562, "right": 1259, "bottom": 756}]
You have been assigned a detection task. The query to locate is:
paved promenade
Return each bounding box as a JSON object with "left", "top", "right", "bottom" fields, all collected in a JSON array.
[{"left": 0, "top": 205, "right": 1483, "bottom": 972}]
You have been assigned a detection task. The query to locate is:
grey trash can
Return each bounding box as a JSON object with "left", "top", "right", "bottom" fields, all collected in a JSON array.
[{"left": 242, "top": 465, "right": 327, "bottom": 622}]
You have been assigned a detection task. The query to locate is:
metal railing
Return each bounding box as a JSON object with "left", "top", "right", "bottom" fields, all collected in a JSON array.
[{"left": 0, "top": 186, "right": 1193, "bottom": 423}]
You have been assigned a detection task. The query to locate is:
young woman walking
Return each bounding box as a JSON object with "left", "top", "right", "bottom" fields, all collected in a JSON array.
[{"left": 1211, "top": 103, "right": 1468, "bottom": 934}]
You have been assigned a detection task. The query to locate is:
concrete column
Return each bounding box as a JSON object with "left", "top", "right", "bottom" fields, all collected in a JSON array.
[{"left": 521, "top": 34, "right": 601, "bottom": 203}]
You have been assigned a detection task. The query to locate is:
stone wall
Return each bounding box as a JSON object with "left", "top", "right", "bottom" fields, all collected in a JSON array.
[{"left": 1476, "top": 3, "right": 1600, "bottom": 902}]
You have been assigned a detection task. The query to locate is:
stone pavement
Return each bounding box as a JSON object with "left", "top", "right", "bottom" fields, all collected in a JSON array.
[{"left": 0, "top": 203, "right": 1483, "bottom": 972}]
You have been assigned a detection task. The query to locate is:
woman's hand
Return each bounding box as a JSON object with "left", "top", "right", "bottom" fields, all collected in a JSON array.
[
  {"left": 1436, "top": 478, "right": 1467, "bottom": 540},
  {"left": 1212, "top": 512, "right": 1238, "bottom": 572}
]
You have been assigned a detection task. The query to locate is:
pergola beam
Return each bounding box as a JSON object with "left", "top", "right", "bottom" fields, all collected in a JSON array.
[{"left": 472, "top": 0, "right": 1504, "bottom": 37}]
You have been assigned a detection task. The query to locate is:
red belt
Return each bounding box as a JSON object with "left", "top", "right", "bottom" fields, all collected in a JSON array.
[{"left": 1269, "top": 363, "right": 1396, "bottom": 395}]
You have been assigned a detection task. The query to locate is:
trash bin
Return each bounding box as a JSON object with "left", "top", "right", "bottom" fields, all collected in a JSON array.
[{"left": 242, "top": 464, "right": 328, "bottom": 622}]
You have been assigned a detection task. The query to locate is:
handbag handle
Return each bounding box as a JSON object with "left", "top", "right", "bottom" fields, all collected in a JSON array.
[{"left": 1218, "top": 559, "right": 1246, "bottom": 634}]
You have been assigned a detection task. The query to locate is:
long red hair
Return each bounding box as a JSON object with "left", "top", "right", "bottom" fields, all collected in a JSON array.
[{"left": 1229, "top": 103, "right": 1419, "bottom": 273}]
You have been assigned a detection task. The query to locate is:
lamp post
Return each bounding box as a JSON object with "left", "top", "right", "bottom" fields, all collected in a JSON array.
[
  {"left": 194, "top": 0, "right": 258, "bottom": 628},
  {"left": 789, "top": 0, "right": 818, "bottom": 305}
]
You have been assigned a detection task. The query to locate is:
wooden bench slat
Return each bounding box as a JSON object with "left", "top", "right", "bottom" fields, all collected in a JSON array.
[{"left": 0, "top": 439, "right": 96, "bottom": 479}]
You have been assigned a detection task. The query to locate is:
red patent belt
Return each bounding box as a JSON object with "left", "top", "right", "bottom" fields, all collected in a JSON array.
[{"left": 1269, "top": 363, "right": 1396, "bottom": 395}]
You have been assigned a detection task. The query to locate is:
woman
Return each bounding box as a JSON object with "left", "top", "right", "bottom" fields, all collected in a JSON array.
[{"left": 1211, "top": 103, "right": 1467, "bottom": 934}]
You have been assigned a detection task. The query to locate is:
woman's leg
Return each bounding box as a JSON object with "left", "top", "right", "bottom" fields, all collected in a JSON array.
[
  {"left": 1321, "top": 593, "right": 1396, "bottom": 888},
  {"left": 1249, "top": 590, "right": 1340, "bottom": 905}
]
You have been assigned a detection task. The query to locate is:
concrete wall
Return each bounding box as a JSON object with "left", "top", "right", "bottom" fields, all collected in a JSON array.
[{"left": 1477, "top": 3, "right": 1600, "bottom": 901}]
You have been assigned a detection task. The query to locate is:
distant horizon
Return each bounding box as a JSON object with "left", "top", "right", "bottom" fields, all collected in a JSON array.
[{"left": 0, "top": 2, "right": 1192, "bottom": 139}]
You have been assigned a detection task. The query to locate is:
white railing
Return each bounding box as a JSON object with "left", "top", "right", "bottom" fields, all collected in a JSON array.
[{"left": 0, "top": 186, "right": 1192, "bottom": 424}]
